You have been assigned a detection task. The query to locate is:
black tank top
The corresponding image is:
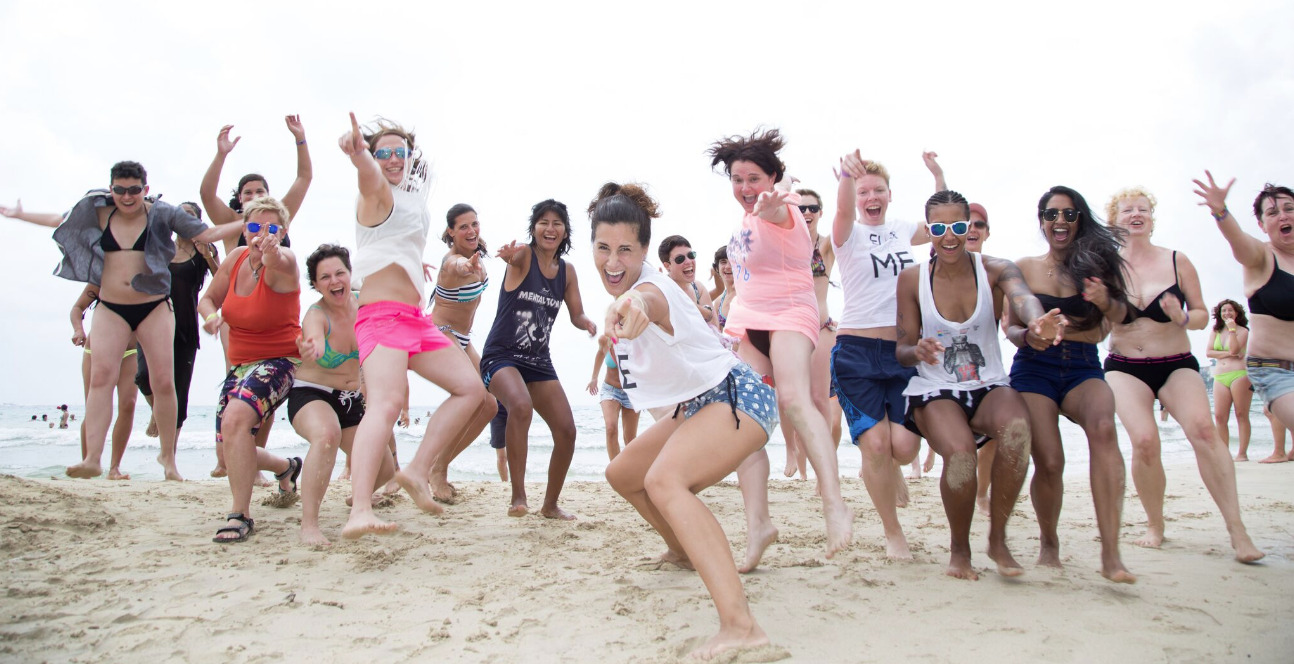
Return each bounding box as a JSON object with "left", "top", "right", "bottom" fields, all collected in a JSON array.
[
  {"left": 170, "top": 251, "right": 210, "bottom": 348},
  {"left": 480, "top": 247, "right": 566, "bottom": 368}
]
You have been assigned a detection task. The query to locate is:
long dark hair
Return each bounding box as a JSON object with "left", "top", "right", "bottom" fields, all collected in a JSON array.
[
  {"left": 1038, "top": 185, "right": 1130, "bottom": 330},
  {"left": 528, "top": 199, "right": 573, "bottom": 257},
  {"left": 229, "top": 173, "right": 268, "bottom": 213},
  {"left": 442, "top": 203, "right": 487, "bottom": 254},
  {"left": 1212, "top": 299, "right": 1249, "bottom": 332},
  {"left": 706, "top": 128, "right": 787, "bottom": 183}
]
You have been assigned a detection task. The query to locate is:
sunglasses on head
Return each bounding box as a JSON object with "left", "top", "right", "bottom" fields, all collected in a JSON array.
[
  {"left": 373, "top": 146, "right": 409, "bottom": 160},
  {"left": 672, "top": 250, "right": 697, "bottom": 264},
  {"left": 112, "top": 185, "right": 144, "bottom": 196},
  {"left": 798, "top": 204, "right": 822, "bottom": 214},
  {"left": 1041, "top": 207, "right": 1080, "bottom": 222},
  {"left": 926, "top": 221, "right": 970, "bottom": 237},
  {"left": 245, "top": 221, "right": 281, "bottom": 235}
]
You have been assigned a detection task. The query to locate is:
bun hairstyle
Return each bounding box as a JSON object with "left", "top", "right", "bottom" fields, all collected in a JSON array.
[
  {"left": 442, "top": 203, "right": 487, "bottom": 254},
  {"left": 706, "top": 128, "right": 787, "bottom": 183},
  {"left": 1037, "top": 185, "right": 1131, "bottom": 331},
  {"left": 229, "top": 173, "right": 268, "bottom": 213},
  {"left": 587, "top": 182, "right": 660, "bottom": 248}
]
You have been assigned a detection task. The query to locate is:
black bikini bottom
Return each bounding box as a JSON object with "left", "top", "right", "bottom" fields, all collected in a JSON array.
[
  {"left": 100, "top": 298, "right": 170, "bottom": 331},
  {"left": 1103, "top": 352, "right": 1199, "bottom": 398}
]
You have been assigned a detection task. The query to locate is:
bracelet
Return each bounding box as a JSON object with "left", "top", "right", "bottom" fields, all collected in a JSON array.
[
  {"left": 204, "top": 312, "right": 219, "bottom": 323},
  {"left": 296, "top": 139, "right": 307, "bottom": 146},
  {"left": 1211, "top": 207, "right": 1228, "bottom": 222},
  {"left": 1178, "top": 314, "right": 1189, "bottom": 328}
]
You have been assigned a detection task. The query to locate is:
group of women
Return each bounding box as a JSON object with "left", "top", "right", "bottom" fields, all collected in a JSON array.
[{"left": 5, "top": 115, "right": 1291, "bottom": 660}]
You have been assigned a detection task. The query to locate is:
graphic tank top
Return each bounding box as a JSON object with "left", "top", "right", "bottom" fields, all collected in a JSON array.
[
  {"left": 480, "top": 247, "right": 566, "bottom": 370},
  {"left": 903, "top": 253, "right": 1008, "bottom": 396}
]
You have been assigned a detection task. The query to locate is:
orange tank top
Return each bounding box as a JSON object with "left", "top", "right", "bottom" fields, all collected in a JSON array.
[{"left": 222, "top": 249, "right": 301, "bottom": 366}]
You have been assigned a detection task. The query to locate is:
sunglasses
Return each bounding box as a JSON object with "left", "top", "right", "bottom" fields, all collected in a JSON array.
[
  {"left": 671, "top": 250, "right": 698, "bottom": 265},
  {"left": 245, "top": 221, "right": 282, "bottom": 235},
  {"left": 971, "top": 220, "right": 988, "bottom": 230},
  {"left": 373, "top": 147, "right": 409, "bottom": 160},
  {"left": 1041, "top": 208, "right": 1080, "bottom": 222},
  {"left": 112, "top": 185, "right": 144, "bottom": 196},
  {"left": 798, "top": 204, "right": 822, "bottom": 214},
  {"left": 927, "top": 221, "right": 970, "bottom": 237}
]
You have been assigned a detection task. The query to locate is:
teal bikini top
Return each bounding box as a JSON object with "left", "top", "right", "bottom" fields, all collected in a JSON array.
[{"left": 312, "top": 305, "right": 359, "bottom": 369}]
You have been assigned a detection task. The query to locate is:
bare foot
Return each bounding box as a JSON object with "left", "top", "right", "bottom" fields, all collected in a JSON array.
[
  {"left": 688, "top": 621, "right": 770, "bottom": 661},
  {"left": 1232, "top": 532, "right": 1265, "bottom": 563},
  {"left": 1101, "top": 561, "right": 1137, "bottom": 584},
  {"left": 884, "top": 531, "right": 913, "bottom": 561},
  {"left": 381, "top": 478, "right": 401, "bottom": 495},
  {"left": 922, "top": 452, "right": 936, "bottom": 473},
  {"left": 946, "top": 553, "right": 979, "bottom": 581},
  {"left": 739, "top": 523, "right": 779, "bottom": 573},
  {"left": 338, "top": 466, "right": 351, "bottom": 481},
  {"left": 975, "top": 494, "right": 991, "bottom": 517},
  {"left": 1234, "top": 454, "right": 1248, "bottom": 462},
  {"left": 209, "top": 466, "right": 227, "bottom": 478},
  {"left": 1258, "top": 454, "right": 1288, "bottom": 464},
  {"left": 66, "top": 461, "right": 102, "bottom": 479},
  {"left": 158, "top": 456, "right": 183, "bottom": 482},
  {"left": 107, "top": 467, "right": 131, "bottom": 481},
  {"left": 1134, "top": 527, "right": 1164, "bottom": 549},
  {"left": 895, "top": 479, "right": 910, "bottom": 508},
  {"left": 429, "top": 469, "right": 455, "bottom": 503},
  {"left": 783, "top": 455, "right": 796, "bottom": 478},
  {"left": 656, "top": 549, "right": 694, "bottom": 571},
  {"left": 541, "top": 504, "right": 576, "bottom": 520},
  {"left": 394, "top": 470, "right": 444, "bottom": 515},
  {"left": 987, "top": 542, "right": 1024, "bottom": 578},
  {"left": 300, "top": 526, "right": 331, "bottom": 547},
  {"left": 145, "top": 416, "right": 158, "bottom": 438},
  {"left": 508, "top": 499, "right": 529, "bottom": 517},
  {"left": 341, "top": 511, "right": 399, "bottom": 540},
  {"left": 253, "top": 472, "right": 273, "bottom": 488},
  {"left": 1036, "top": 544, "right": 1063, "bottom": 568},
  {"left": 824, "top": 502, "right": 854, "bottom": 559}
]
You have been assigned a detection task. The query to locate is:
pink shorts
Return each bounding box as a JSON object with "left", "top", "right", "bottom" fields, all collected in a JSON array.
[{"left": 355, "top": 301, "right": 454, "bottom": 364}]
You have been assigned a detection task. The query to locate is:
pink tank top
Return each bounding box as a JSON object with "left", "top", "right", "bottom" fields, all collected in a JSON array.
[{"left": 724, "top": 205, "right": 820, "bottom": 346}]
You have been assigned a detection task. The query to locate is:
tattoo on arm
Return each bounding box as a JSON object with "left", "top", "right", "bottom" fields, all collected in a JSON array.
[{"left": 993, "top": 259, "right": 1043, "bottom": 323}]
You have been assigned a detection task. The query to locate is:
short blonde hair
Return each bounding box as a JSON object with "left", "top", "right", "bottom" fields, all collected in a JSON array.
[
  {"left": 858, "top": 160, "right": 890, "bottom": 185},
  {"left": 1105, "top": 187, "right": 1157, "bottom": 222},
  {"left": 242, "top": 196, "right": 290, "bottom": 227}
]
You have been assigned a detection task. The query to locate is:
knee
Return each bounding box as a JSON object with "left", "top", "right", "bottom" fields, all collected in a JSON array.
[
  {"left": 117, "top": 391, "right": 138, "bottom": 412},
  {"left": 605, "top": 457, "right": 637, "bottom": 496},
  {"left": 944, "top": 451, "right": 977, "bottom": 490},
  {"left": 642, "top": 466, "right": 682, "bottom": 504},
  {"left": 606, "top": 422, "right": 619, "bottom": 438},
  {"left": 481, "top": 396, "right": 499, "bottom": 420},
  {"left": 220, "top": 406, "right": 258, "bottom": 438},
  {"left": 1129, "top": 435, "right": 1161, "bottom": 462},
  {"left": 551, "top": 421, "right": 577, "bottom": 444},
  {"left": 859, "top": 430, "right": 891, "bottom": 460},
  {"left": 1086, "top": 417, "right": 1119, "bottom": 446},
  {"left": 313, "top": 429, "right": 342, "bottom": 453},
  {"left": 149, "top": 372, "right": 175, "bottom": 394},
  {"left": 1185, "top": 418, "right": 1220, "bottom": 444},
  {"left": 1034, "top": 451, "right": 1065, "bottom": 479},
  {"left": 505, "top": 400, "right": 534, "bottom": 425},
  {"left": 777, "top": 388, "right": 811, "bottom": 416},
  {"left": 997, "top": 418, "right": 1031, "bottom": 460},
  {"left": 457, "top": 379, "right": 486, "bottom": 403},
  {"left": 367, "top": 398, "right": 403, "bottom": 424}
]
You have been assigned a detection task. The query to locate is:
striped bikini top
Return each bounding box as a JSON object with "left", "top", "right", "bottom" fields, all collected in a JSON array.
[{"left": 434, "top": 277, "right": 489, "bottom": 303}]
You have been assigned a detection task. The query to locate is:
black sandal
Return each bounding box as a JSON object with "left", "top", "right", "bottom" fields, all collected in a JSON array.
[
  {"left": 275, "top": 456, "right": 303, "bottom": 494},
  {"left": 213, "top": 512, "right": 255, "bottom": 544}
]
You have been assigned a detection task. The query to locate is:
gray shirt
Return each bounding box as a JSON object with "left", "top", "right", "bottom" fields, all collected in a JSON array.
[{"left": 52, "top": 191, "right": 209, "bottom": 295}]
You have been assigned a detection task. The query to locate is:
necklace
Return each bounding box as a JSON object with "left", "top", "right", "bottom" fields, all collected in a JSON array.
[{"left": 250, "top": 259, "right": 263, "bottom": 280}]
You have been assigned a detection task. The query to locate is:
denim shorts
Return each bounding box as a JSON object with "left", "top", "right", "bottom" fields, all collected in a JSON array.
[
  {"left": 599, "top": 382, "right": 634, "bottom": 410},
  {"left": 678, "top": 363, "right": 779, "bottom": 437},
  {"left": 1247, "top": 362, "right": 1294, "bottom": 405},
  {"left": 1009, "top": 340, "right": 1104, "bottom": 405}
]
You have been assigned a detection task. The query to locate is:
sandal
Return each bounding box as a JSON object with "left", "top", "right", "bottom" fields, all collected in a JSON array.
[
  {"left": 275, "top": 456, "right": 303, "bottom": 495},
  {"left": 213, "top": 512, "right": 255, "bottom": 544}
]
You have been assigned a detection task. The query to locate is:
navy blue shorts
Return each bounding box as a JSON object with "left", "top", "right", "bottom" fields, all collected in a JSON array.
[
  {"left": 1009, "top": 340, "right": 1104, "bottom": 405},
  {"left": 488, "top": 401, "right": 508, "bottom": 450},
  {"left": 830, "top": 336, "right": 916, "bottom": 443},
  {"left": 480, "top": 354, "right": 559, "bottom": 388}
]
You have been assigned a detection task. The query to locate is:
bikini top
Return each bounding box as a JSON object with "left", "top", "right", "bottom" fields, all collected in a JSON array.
[
  {"left": 434, "top": 277, "right": 489, "bottom": 303},
  {"left": 1129, "top": 251, "right": 1186, "bottom": 324},
  {"left": 811, "top": 242, "right": 828, "bottom": 278},
  {"left": 716, "top": 290, "right": 729, "bottom": 328},
  {"left": 311, "top": 305, "right": 359, "bottom": 369},
  {"left": 688, "top": 281, "right": 702, "bottom": 304},
  {"left": 604, "top": 352, "right": 617, "bottom": 369},
  {"left": 1248, "top": 253, "right": 1294, "bottom": 322},
  {"left": 100, "top": 209, "right": 148, "bottom": 252}
]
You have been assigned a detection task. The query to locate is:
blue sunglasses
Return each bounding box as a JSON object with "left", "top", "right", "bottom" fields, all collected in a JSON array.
[
  {"left": 373, "top": 146, "right": 409, "bottom": 160},
  {"left": 246, "top": 221, "right": 281, "bottom": 235},
  {"left": 927, "top": 221, "right": 969, "bottom": 237}
]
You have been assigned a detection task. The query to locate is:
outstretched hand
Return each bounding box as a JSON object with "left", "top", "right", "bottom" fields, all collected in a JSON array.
[
  {"left": 217, "top": 125, "right": 241, "bottom": 154},
  {"left": 0, "top": 199, "right": 21, "bottom": 218},
  {"left": 285, "top": 115, "right": 306, "bottom": 141},
  {"left": 296, "top": 333, "right": 322, "bottom": 361},
  {"left": 422, "top": 262, "right": 436, "bottom": 282},
  {"left": 838, "top": 149, "right": 868, "bottom": 181},
  {"left": 1192, "top": 170, "right": 1234, "bottom": 217},
  {"left": 922, "top": 151, "right": 942, "bottom": 178},
  {"left": 338, "top": 112, "right": 367, "bottom": 156},
  {"left": 496, "top": 240, "right": 525, "bottom": 263},
  {"left": 753, "top": 189, "right": 797, "bottom": 221},
  {"left": 605, "top": 294, "right": 648, "bottom": 342},
  {"left": 1027, "top": 308, "right": 1067, "bottom": 350}
]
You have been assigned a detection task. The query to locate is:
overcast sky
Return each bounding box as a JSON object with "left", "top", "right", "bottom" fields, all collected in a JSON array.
[{"left": 2, "top": 1, "right": 1290, "bottom": 408}]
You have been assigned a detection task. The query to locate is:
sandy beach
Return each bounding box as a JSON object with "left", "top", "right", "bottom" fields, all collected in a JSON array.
[{"left": 2, "top": 459, "right": 1291, "bottom": 663}]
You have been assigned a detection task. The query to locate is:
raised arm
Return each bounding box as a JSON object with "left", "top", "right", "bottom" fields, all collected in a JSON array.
[
  {"left": 832, "top": 150, "right": 862, "bottom": 247},
  {"left": 69, "top": 284, "right": 99, "bottom": 347},
  {"left": 563, "top": 263, "right": 597, "bottom": 337},
  {"left": 1194, "top": 170, "right": 1267, "bottom": 269},
  {"left": 604, "top": 282, "right": 670, "bottom": 343},
  {"left": 280, "top": 115, "right": 312, "bottom": 220},
  {"left": 338, "top": 112, "right": 393, "bottom": 227},
  {"left": 1, "top": 199, "right": 64, "bottom": 227},
  {"left": 200, "top": 125, "right": 242, "bottom": 226},
  {"left": 923, "top": 151, "right": 947, "bottom": 192}
]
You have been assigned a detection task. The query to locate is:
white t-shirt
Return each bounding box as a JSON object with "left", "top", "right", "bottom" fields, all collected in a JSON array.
[
  {"left": 835, "top": 219, "right": 918, "bottom": 329},
  {"left": 613, "top": 267, "right": 739, "bottom": 410}
]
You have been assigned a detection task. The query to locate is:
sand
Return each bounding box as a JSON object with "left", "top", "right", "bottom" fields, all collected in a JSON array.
[{"left": 2, "top": 460, "right": 1291, "bottom": 663}]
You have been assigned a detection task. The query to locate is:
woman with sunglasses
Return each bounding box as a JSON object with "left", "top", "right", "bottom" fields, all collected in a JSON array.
[
  {"left": 830, "top": 150, "right": 930, "bottom": 559},
  {"left": 1206, "top": 299, "right": 1254, "bottom": 460},
  {"left": 1005, "top": 185, "right": 1135, "bottom": 582},
  {"left": 596, "top": 182, "right": 778, "bottom": 660},
  {"left": 200, "top": 116, "right": 312, "bottom": 254},
  {"left": 1097, "top": 183, "right": 1263, "bottom": 562},
  {"left": 197, "top": 197, "right": 305, "bottom": 543},
  {"left": 897, "top": 190, "right": 1061, "bottom": 580},
  {"left": 337, "top": 113, "right": 488, "bottom": 538},
  {"left": 3, "top": 162, "right": 227, "bottom": 481},
  {"left": 659, "top": 235, "right": 717, "bottom": 326},
  {"left": 709, "top": 129, "right": 852, "bottom": 568},
  {"left": 425, "top": 204, "right": 501, "bottom": 501},
  {"left": 479, "top": 198, "right": 597, "bottom": 520}
]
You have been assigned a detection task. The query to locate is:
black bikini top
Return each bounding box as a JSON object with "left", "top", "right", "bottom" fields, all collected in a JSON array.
[
  {"left": 1035, "top": 293, "right": 1097, "bottom": 327},
  {"left": 99, "top": 209, "right": 148, "bottom": 252},
  {"left": 1248, "top": 253, "right": 1294, "bottom": 322},
  {"left": 1128, "top": 251, "right": 1185, "bottom": 324}
]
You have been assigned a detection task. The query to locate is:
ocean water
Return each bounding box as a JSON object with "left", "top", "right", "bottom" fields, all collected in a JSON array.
[{"left": 1, "top": 397, "right": 1280, "bottom": 484}]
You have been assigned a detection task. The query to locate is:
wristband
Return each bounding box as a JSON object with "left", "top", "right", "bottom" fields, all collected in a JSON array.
[
  {"left": 296, "top": 139, "right": 307, "bottom": 145},
  {"left": 205, "top": 312, "right": 219, "bottom": 323},
  {"left": 1211, "top": 207, "right": 1228, "bottom": 222}
]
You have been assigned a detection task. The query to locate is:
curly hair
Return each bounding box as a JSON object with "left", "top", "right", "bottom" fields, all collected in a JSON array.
[
  {"left": 305, "top": 244, "right": 352, "bottom": 287},
  {"left": 1105, "top": 187, "right": 1158, "bottom": 224},
  {"left": 1212, "top": 299, "right": 1249, "bottom": 332},
  {"left": 706, "top": 128, "right": 786, "bottom": 183}
]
